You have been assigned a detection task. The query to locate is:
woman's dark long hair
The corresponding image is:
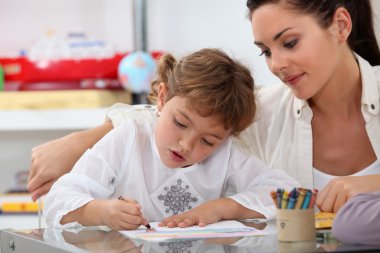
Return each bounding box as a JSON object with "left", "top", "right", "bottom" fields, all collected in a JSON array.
[{"left": 246, "top": 0, "right": 380, "bottom": 66}]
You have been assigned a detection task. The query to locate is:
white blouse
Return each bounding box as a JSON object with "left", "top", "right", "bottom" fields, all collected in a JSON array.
[
  {"left": 313, "top": 160, "right": 380, "bottom": 191},
  {"left": 234, "top": 54, "right": 380, "bottom": 188},
  {"left": 44, "top": 116, "right": 299, "bottom": 228}
]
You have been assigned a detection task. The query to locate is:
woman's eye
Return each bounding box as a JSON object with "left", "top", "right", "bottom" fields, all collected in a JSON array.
[
  {"left": 284, "top": 39, "right": 298, "bottom": 49},
  {"left": 259, "top": 49, "right": 271, "bottom": 57}
]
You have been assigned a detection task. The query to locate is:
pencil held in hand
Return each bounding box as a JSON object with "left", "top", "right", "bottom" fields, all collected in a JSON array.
[{"left": 118, "top": 196, "right": 151, "bottom": 229}]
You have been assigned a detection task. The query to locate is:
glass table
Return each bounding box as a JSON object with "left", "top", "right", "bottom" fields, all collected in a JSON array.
[{"left": 1, "top": 221, "right": 379, "bottom": 253}]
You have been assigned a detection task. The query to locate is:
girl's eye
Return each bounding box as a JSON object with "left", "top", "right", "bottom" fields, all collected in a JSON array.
[
  {"left": 202, "top": 138, "right": 214, "bottom": 147},
  {"left": 259, "top": 49, "right": 271, "bottom": 57},
  {"left": 284, "top": 39, "right": 298, "bottom": 49},
  {"left": 174, "top": 118, "right": 186, "bottom": 128}
]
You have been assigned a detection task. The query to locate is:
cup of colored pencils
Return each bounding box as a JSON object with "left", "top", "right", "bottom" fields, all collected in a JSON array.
[{"left": 271, "top": 187, "right": 318, "bottom": 242}]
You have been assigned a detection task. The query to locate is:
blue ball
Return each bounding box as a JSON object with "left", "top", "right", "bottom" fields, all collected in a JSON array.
[{"left": 118, "top": 51, "right": 156, "bottom": 93}]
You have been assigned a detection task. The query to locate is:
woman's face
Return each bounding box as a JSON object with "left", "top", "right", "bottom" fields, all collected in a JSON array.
[{"left": 251, "top": 4, "right": 342, "bottom": 100}]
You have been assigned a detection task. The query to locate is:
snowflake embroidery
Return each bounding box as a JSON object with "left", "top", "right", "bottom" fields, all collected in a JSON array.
[
  {"left": 157, "top": 179, "right": 198, "bottom": 215},
  {"left": 159, "top": 240, "right": 196, "bottom": 253}
]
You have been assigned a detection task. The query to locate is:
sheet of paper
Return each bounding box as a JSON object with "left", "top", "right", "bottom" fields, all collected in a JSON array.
[{"left": 120, "top": 220, "right": 269, "bottom": 241}]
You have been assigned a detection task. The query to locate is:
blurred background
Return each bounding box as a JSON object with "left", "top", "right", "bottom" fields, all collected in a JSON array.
[{"left": 0, "top": 0, "right": 379, "bottom": 222}]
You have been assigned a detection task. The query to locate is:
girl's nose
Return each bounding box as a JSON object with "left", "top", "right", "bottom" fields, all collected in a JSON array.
[{"left": 179, "top": 135, "right": 195, "bottom": 153}]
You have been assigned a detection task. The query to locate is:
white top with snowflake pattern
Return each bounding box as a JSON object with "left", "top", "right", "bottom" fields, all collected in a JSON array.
[{"left": 44, "top": 112, "right": 299, "bottom": 229}]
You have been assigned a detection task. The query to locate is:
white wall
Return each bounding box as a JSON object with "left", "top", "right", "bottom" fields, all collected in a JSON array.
[{"left": 146, "top": 0, "right": 278, "bottom": 85}]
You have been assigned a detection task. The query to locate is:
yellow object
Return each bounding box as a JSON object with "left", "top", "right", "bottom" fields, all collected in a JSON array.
[
  {"left": 294, "top": 188, "right": 306, "bottom": 209},
  {"left": 315, "top": 212, "right": 336, "bottom": 229},
  {"left": 281, "top": 191, "right": 289, "bottom": 209},
  {"left": 2, "top": 202, "right": 42, "bottom": 213},
  {"left": 0, "top": 90, "right": 131, "bottom": 110},
  {"left": 0, "top": 193, "right": 43, "bottom": 214}
]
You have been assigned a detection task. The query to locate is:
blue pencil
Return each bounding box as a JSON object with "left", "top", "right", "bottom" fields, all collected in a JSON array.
[{"left": 301, "top": 190, "right": 312, "bottom": 209}]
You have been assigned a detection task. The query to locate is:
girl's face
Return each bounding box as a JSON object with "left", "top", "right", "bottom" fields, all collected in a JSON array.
[
  {"left": 155, "top": 96, "right": 230, "bottom": 168},
  {"left": 251, "top": 4, "right": 347, "bottom": 100}
]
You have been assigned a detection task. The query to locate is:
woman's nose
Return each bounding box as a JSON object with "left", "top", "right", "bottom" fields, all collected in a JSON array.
[{"left": 269, "top": 52, "right": 286, "bottom": 76}]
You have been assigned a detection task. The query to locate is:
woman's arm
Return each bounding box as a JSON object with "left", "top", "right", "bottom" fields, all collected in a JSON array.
[
  {"left": 332, "top": 191, "right": 380, "bottom": 245},
  {"left": 27, "top": 121, "right": 113, "bottom": 201},
  {"left": 316, "top": 174, "right": 380, "bottom": 213}
]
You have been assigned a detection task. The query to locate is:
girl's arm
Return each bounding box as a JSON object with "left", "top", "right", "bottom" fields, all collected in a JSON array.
[
  {"left": 159, "top": 198, "right": 264, "bottom": 228},
  {"left": 61, "top": 198, "right": 148, "bottom": 230},
  {"left": 27, "top": 121, "right": 113, "bottom": 201}
]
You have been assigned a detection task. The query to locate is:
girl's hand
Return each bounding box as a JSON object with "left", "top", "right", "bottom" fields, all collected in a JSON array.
[
  {"left": 316, "top": 174, "right": 380, "bottom": 213},
  {"left": 158, "top": 202, "right": 222, "bottom": 228},
  {"left": 102, "top": 197, "right": 149, "bottom": 230},
  {"left": 158, "top": 198, "right": 260, "bottom": 228}
]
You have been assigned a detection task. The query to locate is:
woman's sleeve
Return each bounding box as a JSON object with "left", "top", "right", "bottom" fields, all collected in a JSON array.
[
  {"left": 332, "top": 191, "right": 380, "bottom": 245},
  {"left": 106, "top": 103, "right": 156, "bottom": 127}
]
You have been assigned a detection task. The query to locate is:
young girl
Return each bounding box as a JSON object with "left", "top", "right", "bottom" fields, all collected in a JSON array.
[{"left": 43, "top": 48, "right": 298, "bottom": 230}]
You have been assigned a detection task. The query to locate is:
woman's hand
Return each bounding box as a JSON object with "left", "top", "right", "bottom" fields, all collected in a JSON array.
[
  {"left": 28, "top": 122, "right": 113, "bottom": 201},
  {"left": 316, "top": 174, "right": 380, "bottom": 213},
  {"left": 28, "top": 133, "right": 83, "bottom": 201}
]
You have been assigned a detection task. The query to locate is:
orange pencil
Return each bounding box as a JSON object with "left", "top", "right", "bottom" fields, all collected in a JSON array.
[
  {"left": 270, "top": 190, "right": 278, "bottom": 208},
  {"left": 308, "top": 189, "right": 318, "bottom": 208}
]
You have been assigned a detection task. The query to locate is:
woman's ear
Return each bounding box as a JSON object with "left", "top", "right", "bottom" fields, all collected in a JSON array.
[
  {"left": 156, "top": 82, "right": 168, "bottom": 112},
  {"left": 331, "top": 7, "right": 352, "bottom": 43}
]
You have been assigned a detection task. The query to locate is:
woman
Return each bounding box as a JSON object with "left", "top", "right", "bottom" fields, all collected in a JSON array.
[
  {"left": 28, "top": 0, "right": 380, "bottom": 214},
  {"left": 242, "top": 0, "right": 380, "bottom": 213}
]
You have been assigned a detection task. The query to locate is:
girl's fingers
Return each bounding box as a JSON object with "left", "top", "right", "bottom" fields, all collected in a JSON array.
[{"left": 119, "top": 197, "right": 139, "bottom": 204}]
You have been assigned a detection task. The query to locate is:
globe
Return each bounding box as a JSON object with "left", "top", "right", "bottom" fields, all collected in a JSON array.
[{"left": 118, "top": 51, "right": 156, "bottom": 94}]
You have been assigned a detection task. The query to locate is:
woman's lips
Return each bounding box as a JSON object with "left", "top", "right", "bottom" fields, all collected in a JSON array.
[{"left": 283, "top": 73, "right": 304, "bottom": 86}]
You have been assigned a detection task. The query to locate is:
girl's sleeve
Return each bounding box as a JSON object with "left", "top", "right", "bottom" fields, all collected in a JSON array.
[
  {"left": 43, "top": 120, "right": 136, "bottom": 228},
  {"left": 224, "top": 145, "right": 300, "bottom": 220},
  {"left": 332, "top": 191, "right": 380, "bottom": 245}
]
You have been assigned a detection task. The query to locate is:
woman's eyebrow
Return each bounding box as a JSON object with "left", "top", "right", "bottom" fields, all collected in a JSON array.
[
  {"left": 254, "top": 27, "right": 294, "bottom": 46},
  {"left": 273, "top": 27, "right": 293, "bottom": 41}
]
